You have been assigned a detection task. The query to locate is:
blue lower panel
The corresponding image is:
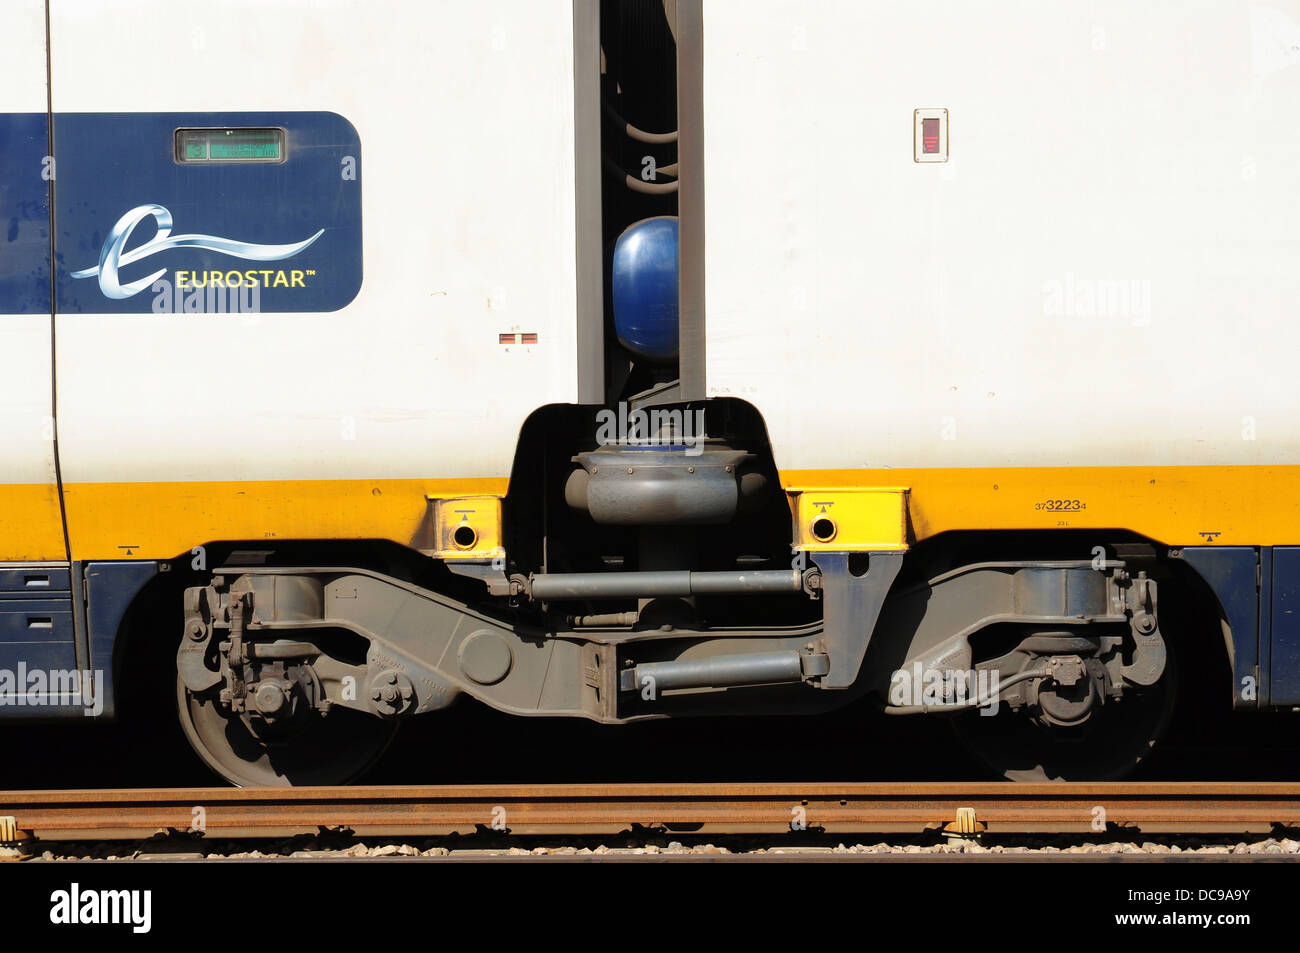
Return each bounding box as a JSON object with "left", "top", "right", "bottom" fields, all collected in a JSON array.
[
  {"left": 0, "top": 598, "right": 74, "bottom": 643},
  {"left": 0, "top": 562, "right": 86, "bottom": 717},
  {"left": 0, "top": 600, "right": 81, "bottom": 717},
  {"left": 1270, "top": 548, "right": 1300, "bottom": 706},
  {"left": 0, "top": 641, "right": 75, "bottom": 671},
  {"left": 1179, "top": 547, "right": 1260, "bottom": 708},
  {"left": 0, "top": 566, "right": 70, "bottom": 592},
  {"left": 0, "top": 562, "right": 157, "bottom": 721},
  {"left": 85, "top": 561, "right": 159, "bottom": 720}
]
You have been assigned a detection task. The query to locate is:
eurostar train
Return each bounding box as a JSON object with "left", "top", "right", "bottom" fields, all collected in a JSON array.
[{"left": 2, "top": 0, "right": 1298, "bottom": 785}]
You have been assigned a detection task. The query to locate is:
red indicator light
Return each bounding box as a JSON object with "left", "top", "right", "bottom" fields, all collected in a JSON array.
[
  {"left": 922, "top": 117, "right": 940, "bottom": 154},
  {"left": 520, "top": 332, "right": 538, "bottom": 344}
]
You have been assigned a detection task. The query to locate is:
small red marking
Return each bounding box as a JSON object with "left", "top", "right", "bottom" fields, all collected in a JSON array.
[
  {"left": 922, "top": 117, "right": 941, "bottom": 154},
  {"left": 500, "top": 332, "right": 537, "bottom": 345}
]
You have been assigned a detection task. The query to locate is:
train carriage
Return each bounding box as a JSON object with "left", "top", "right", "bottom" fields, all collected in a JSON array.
[{"left": 1, "top": 0, "right": 1298, "bottom": 784}]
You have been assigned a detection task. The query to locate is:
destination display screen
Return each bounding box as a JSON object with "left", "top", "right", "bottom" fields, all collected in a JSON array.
[{"left": 175, "top": 127, "right": 285, "bottom": 163}]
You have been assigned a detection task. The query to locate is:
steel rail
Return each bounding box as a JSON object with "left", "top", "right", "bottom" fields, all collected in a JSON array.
[{"left": 3, "top": 783, "right": 1300, "bottom": 840}]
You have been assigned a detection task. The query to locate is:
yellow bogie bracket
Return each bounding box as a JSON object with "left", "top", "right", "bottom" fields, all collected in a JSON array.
[
  {"left": 424, "top": 496, "right": 505, "bottom": 560},
  {"left": 786, "top": 487, "right": 910, "bottom": 552}
]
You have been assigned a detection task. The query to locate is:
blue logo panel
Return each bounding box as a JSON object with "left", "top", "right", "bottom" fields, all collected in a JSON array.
[
  {"left": 53, "top": 112, "right": 362, "bottom": 313},
  {"left": 0, "top": 112, "right": 52, "bottom": 315}
]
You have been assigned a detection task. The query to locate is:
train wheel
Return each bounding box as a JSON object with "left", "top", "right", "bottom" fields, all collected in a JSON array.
[
  {"left": 950, "top": 653, "right": 1178, "bottom": 782},
  {"left": 177, "top": 676, "right": 398, "bottom": 787}
]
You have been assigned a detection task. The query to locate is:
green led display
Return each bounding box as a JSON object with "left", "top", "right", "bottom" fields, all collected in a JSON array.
[{"left": 176, "top": 128, "right": 284, "bottom": 164}]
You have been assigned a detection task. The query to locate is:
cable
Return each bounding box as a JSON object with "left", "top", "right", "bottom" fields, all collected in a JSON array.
[{"left": 882, "top": 668, "right": 1051, "bottom": 715}]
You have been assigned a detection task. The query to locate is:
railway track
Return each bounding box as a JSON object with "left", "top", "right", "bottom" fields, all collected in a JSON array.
[{"left": 3, "top": 783, "right": 1300, "bottom": 842}]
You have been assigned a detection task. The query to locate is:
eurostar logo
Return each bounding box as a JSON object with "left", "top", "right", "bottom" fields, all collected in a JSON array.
[{"left": 71, "top": 203, "right": 323, "bottom": 299}]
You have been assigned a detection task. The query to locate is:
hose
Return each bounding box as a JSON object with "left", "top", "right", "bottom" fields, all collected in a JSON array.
[
  {"left": 602, "top": 154, "right": 679, "bottom": 195},
  {"left": 602, "top": 96, "right": 678, "bottom": 144}
]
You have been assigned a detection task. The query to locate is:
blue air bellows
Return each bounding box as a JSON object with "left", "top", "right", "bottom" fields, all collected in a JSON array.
[{"left": 611, "top": 216, "right": 679, "bottom": 362}]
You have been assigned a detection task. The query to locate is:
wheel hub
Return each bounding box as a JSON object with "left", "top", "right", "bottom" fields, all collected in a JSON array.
[
  {"left": 174, "top": 583, "right": 397, "bottom": 786},
  {"left": 238, "top": 664, "right": 319, "bottom": 740},
  {"left": 1031, "top": 655, "right": 1106, "bottom": 727}
]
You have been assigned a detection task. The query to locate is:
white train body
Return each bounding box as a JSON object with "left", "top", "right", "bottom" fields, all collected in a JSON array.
[
  {"left": 5, "top": 0, "right": 587, "bottom": 563},
  {"left": 701, "top": 0, "right": 1300, "bottom": 546}
]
